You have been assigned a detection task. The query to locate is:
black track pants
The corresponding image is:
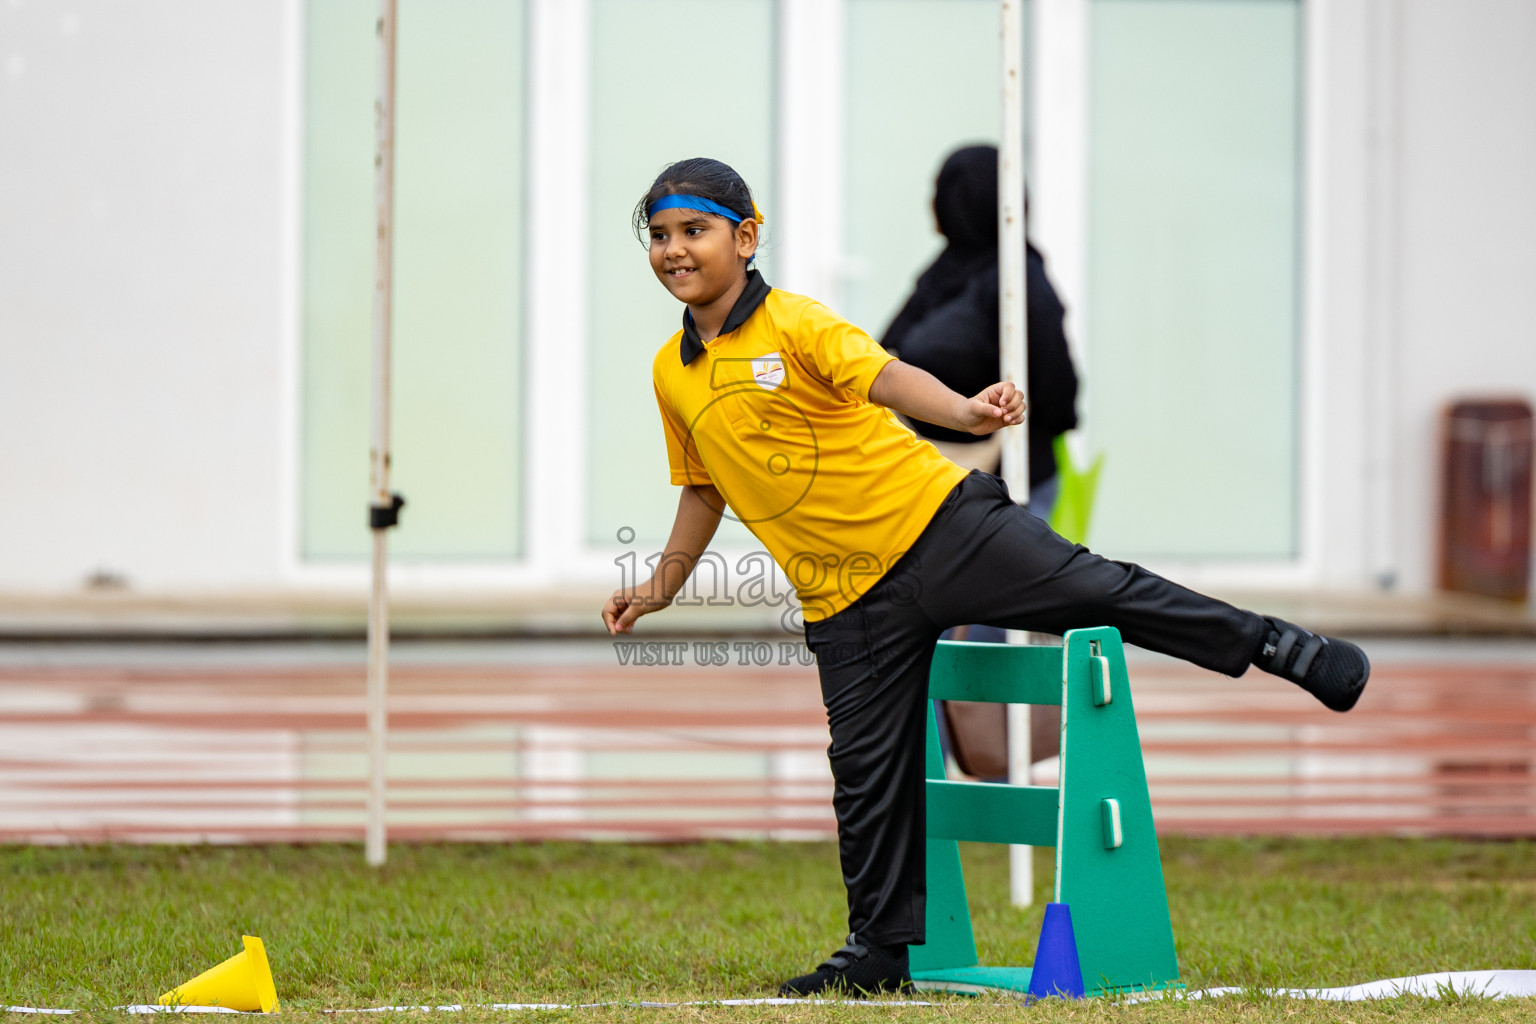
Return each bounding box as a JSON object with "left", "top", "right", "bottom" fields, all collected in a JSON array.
[{"left": 801, "top": 470, "right": 1267, "bottom": 947}]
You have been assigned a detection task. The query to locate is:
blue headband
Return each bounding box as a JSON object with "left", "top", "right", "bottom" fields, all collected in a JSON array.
[{"left": 647, "top": 194, "right": 747, "bottom": 223}]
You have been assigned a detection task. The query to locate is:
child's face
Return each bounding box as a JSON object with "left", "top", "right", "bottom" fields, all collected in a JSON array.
[{"left": 647, "top": 207, "right": 756, "bottom": 306}]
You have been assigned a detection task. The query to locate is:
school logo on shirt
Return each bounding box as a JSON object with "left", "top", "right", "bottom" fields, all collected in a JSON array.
[{"left": 751, "top": 353, "right": 786, "bottom": 391}]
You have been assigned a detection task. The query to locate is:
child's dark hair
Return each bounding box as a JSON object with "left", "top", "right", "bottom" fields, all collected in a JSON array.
[{"left": 632, "top": 157, "right": 756, "bottom": 241}]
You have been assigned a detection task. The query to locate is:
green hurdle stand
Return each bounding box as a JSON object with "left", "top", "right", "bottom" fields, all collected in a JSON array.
[{"left": 910, "top": 626, "right": 1180, "bottom": 997}]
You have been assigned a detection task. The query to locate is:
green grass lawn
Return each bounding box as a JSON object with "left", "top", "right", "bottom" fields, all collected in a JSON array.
[{"left": 3, "top": 838, "right": 1535, "bottom": 1021}]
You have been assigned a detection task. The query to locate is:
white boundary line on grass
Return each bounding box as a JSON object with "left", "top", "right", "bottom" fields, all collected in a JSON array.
[
  {"left": 1191, "top": 970, "right": 1536, "bottom": 1002},
  {"left": 0, "top": 1000, "right": 927, "bottom": 1015},
  {"left": 9, "top": 972, "right": 1536, "bottom": 1014}
]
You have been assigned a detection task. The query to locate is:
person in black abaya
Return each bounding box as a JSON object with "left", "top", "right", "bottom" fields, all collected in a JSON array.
[
  {"left": 883, "top": 144, "right": 1081, "bottom": 777},
  {"left": 883, "top": 144, "right": 1079, "bottom": 519}
]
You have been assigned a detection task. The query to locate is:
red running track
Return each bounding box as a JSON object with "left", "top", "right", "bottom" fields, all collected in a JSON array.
[{"left": 0, "top": 651, "right": 1531, "bottom": 843}]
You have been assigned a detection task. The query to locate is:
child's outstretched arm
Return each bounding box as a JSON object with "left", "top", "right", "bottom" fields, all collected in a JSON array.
[
  {"left": 601, "top": 484, "right": 725, "bottom": 635},
  {"left": 868, "top": 360, "right": 1025, "bottom": 435}
]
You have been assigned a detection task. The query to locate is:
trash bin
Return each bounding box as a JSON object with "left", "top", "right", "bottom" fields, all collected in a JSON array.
[{"left": 1438, "top": 399, "right": 1533, "bottom": 601}]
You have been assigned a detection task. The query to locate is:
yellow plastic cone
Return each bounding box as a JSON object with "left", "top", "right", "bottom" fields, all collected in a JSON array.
[{"left": 159, "top": 935, "right": 280, "bottom": 1012}]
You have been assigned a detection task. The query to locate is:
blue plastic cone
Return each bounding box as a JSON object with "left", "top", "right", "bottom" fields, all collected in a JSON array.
[{"left": 1026, "top": 902, "right": 1086, "bottom": 1001}]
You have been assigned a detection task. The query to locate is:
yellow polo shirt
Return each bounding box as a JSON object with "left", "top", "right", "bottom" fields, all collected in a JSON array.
[{"left": 652, "top": 288, "right": 969, "bottom": 621}]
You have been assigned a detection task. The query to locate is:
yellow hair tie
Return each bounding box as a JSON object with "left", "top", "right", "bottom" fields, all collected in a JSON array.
[{"left": 752, "top": 202, "right": 765, "bottom": 225}]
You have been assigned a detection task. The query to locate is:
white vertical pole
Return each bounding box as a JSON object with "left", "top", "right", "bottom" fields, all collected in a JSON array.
[
  {"left": 1364, "top": 0, "right": 1402, "bottom": 591},
  {"left": 1000, "top": 0, "right": 1033, "bottom": 909},
  {"left": 365, "top": 0, "right": 399, "bottom": 869}
]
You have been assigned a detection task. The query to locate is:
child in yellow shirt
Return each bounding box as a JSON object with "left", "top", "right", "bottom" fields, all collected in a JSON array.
[{"left": 602, "top": 157, "right": 1369, "bottom": 997}]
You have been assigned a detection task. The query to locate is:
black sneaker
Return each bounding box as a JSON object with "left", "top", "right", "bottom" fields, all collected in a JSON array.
[
  {"left": 777, "top": 934, "right": 912, "bottom": 997},
  {"left": 1256, "top": 617, "right": 1371, "bottom": 712}
]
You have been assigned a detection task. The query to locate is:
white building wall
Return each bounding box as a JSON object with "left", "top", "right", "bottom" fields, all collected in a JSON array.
[
  {"left": 0, "top": 2, "right": 293, "bottom": 590},
  {"left": 1387, "top": 0, "right": 1536, "bottom": 593},
  {"left": 0, "top": 0, "right": 1533, "bottom": 599}
]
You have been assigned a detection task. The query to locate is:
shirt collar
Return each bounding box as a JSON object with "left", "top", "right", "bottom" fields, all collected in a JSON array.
[{"left": 679, "top": 270, "right": 772, "bottom": 366}]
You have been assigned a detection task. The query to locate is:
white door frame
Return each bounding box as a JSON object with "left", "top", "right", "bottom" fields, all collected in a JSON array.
[{"left": 280, "top": 0, "right": 1330, "bottom": 595}]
